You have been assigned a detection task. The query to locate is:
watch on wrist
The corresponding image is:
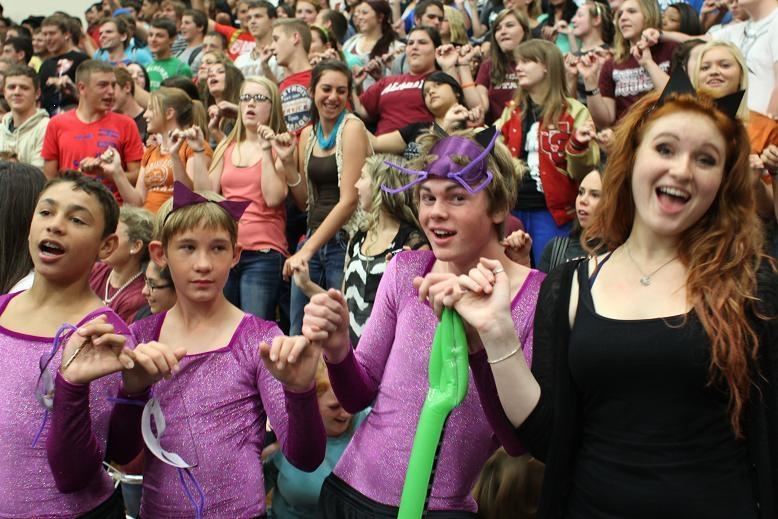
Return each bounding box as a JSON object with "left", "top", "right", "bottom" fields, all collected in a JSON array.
[{"left": 585, "top": 87, "right": 601, "bottom": 96}]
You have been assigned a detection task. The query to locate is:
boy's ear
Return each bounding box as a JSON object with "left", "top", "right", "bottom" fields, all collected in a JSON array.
[
  {"left": 231, "top": 243, "right": 243, "bottom": 268},
  {"left": 98, "top": 233, "right": 119, "bottom": 261},
  {"left": 491, "top": 206, "right": 508, "bottom": 226},
  {"left": 149, "top": 240, "right": 167, "bottom": 268}
]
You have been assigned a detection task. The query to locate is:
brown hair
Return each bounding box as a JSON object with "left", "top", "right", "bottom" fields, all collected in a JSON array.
[
  {"left": 75, "top": 59, "right": 115, "bottom": 84},
  {"left": 489, "top": 9, "right": 530, "bottom": 87},
  {"left": 273, "top": 18, "right": 312, "bottom": 53},
  {"left": 583, "top": 91, "right": 767, "bottom": 436}
]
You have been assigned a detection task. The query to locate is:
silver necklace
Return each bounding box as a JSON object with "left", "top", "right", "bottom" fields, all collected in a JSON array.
[
  {"left": 104, "top": 270, "right": 143, "bottom": 304},
  {"left": 624, "top": 243, "right": 677, "bottom": 287}
]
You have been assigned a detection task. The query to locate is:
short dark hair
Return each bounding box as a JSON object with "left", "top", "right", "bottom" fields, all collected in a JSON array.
[
  {"left": 43, "top": 171, "right": 120, "bottom": 238},
  {"left": 408, "top": 25, "right": 441, "bottom": 48},
  {"left": 99, "top": 17, "right": 130, "bottom": 49},
  {"left": 321, "top": 9, "right": 347, "bottom": 43},
  {"left": 183, "top": 9, "right": 209, "bottom": 38},
  {"left": 415, "top": 0, "right": 444, "bottom": 20},
  {"left": 150, "top": 17, "right": 177, "bottom": 38},
  {"left": 41, "top": 14, "right": 71, "bottom": 36},
  {"left": 204, "top": 31, "right": 228, "bottom": 49},
  {"left": 3, "top": 37, "right": 33, "bottom": 64},
  {"left": 248, "top": 0, "right": 277, "bottom": 18},
  {"left": 3, "top": 64, "right": 39, "bottom": 90},
  {"left": 7, "top": 25, "right": 32, "bottom": 40}
]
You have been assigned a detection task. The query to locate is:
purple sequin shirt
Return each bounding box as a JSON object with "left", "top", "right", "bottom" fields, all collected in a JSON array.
[
  {"left": 0, "top": 292, "right": 133, "bottom": 518},
  {"left": 126, "top": 312, "right": 326, "bottom": 518},
  {"left": 327, "top": 251, "right": 545, "bottom": 512}
]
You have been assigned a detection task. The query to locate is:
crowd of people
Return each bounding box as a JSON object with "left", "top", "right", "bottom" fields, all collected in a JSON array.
[{"left": 0, "top": 0, "right": 776, "bottom": 515}]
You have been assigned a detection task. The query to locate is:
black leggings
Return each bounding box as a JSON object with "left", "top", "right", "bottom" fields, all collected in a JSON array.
[{"left": 316, "top": 474, "right": 478, "bottom": 519}]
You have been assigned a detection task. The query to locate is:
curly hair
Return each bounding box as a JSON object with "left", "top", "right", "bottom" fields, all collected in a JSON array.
[
  {"left": 583, "top": 91, "right": 770, "bottom": 437},
  {"left": 360, "top": 154, "right": 420, "bottom": 235}
]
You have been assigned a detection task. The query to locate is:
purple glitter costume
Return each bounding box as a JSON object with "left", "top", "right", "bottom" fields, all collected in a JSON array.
[
  {"left": 121, "top": 312, "right": 325, "bottom": 518},
  {"left": 327, "top": 250, "right": 545, "bottom": 512},
  {"left": 0, "top": 292, "right": 133, "bottom": 518}
]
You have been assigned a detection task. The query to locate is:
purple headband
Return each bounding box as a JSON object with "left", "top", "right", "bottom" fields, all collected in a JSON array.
[
  {"left": 381, "top": 128, "right": 499, "bottom": 194},
  {"left": 168, "top": 181, "right": 250, "bottom": 222}
]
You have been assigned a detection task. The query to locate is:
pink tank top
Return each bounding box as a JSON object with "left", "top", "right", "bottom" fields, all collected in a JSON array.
[{"left": 220, "top": 142, "right": 288, "bottom": 255}]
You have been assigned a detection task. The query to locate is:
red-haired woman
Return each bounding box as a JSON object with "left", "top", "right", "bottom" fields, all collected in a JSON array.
[{"left": 425, "top": 89, "right": 777, "bottom": 517}]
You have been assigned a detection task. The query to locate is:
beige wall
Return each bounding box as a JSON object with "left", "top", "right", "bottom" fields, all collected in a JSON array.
[{"left": 6, "top": 0, "right": 90, "bottom": 25}]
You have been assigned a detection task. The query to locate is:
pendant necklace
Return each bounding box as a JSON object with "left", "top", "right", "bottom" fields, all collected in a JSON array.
[
  {"left": 624, "top": 243, "right": 677, "bottom": 287},
  {"left": 104, "top": 270, "right": 144, "bottom": 304}
]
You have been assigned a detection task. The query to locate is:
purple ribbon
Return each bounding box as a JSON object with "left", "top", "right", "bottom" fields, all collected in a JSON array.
[
  {"left": 169, "top": 181, "right": 250, "bottom": 222},
  {"left": 32, "top": 323, "right": 78, "bottom": 447},
  {"left": 382, "top": 130, "right": 499, "bottom": 194}
]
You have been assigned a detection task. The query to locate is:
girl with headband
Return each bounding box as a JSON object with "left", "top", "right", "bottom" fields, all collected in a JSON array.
[{"left": 301, "top": 128, "right": 546, "bottom": 517}]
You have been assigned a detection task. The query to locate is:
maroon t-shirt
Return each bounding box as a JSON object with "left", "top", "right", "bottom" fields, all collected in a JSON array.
[
  {"left": 475, "top": 58, "right": 518, "bottom": 124},
  {"left": 89, "top": 262, "right": 146, "bottom": 325},
  {"left": 360, "top": 73, "right": 433, "bottom": 135},
  {"left": 598, "top": 41, "right": 677, "bottom": 122}
]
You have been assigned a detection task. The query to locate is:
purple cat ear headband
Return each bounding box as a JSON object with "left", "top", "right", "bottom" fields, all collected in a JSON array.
[
  {"left": 167, "top": 181, "right": 250, "bottom": 222},
  {"left": 381, "top": 128, "right": 500, "bottom": 194}
]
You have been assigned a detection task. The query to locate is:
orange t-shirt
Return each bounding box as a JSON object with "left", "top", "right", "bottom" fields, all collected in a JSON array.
[{"left": 141, "top": 141, "right": 213, "bottom": 213}]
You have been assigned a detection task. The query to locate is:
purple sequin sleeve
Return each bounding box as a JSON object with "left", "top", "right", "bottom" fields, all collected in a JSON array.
[
  {"left": 469, "top": 350, "right": 525, "bottom": 456},
  {"left": 325, "top": 255, "right": 401, "bottom": 413},
  {"left": 47, "top": 373, "right": 104, "bottom": 493},
  {"left": 256, "top": 323, "right": 326, "bottom": 472}
]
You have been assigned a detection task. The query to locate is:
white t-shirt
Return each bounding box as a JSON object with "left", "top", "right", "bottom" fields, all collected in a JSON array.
[
  {"left": 713, "top": 7, "right": 778, "bottom": 115},
  {"left": 234, "top": 52, "right": 285, "bottom": 83}
]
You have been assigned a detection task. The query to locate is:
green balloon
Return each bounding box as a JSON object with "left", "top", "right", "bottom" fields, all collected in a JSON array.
[{"left": 398, "top": 308, "right": 469, "bottom": 519}]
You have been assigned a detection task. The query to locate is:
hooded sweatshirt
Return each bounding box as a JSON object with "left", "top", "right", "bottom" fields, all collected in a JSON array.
[{"left": 0, "top": 109, "right": 49, "bottom": 168}]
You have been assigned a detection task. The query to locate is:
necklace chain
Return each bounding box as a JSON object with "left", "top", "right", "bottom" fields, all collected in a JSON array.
[
  {"left": 624, "top": 243, "right": 677, "bottom": 287},
  {"left": 104, "top": 270, "right": 144, "bottom": 304}
]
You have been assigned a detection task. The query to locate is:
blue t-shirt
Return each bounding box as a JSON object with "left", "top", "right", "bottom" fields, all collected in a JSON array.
[
  {"left": 93, "top": 46, "right": 152, "bottom": 66},
  {"left": 268, "top": 410, "right": 368, "bottom": 518}
]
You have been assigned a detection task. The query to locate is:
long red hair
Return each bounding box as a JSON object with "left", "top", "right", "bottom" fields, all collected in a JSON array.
[{"left": 584, "top": 92, "right": 767, "bottom": 437}]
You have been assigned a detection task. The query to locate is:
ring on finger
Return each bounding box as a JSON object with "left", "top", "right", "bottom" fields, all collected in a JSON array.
[{"left": 493, "top": 266, "right": 505, "bottom": 274}]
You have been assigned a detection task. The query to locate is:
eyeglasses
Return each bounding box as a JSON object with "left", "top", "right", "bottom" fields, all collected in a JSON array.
[
  {"left": 145, "top": 279, "right": 172, "bottom": 292},
  {"left": 239, "top": 93, "right": 271, "bottom": 104}
]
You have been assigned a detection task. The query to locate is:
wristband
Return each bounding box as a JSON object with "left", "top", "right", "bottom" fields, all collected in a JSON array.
[
  {"left": 260, "top": 145, "right": 272, "bottom": 151},
  {"left": 585, "top": 87, "right": 600, "bottom": 96},
  {"left": 287, "top": 171, "right": 303, "bottom": 188},
  {"left": 461, "top": 82, "right": 476, "bottom": 89}
]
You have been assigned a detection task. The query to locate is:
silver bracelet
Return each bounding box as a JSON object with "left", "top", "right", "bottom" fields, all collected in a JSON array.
[
  {"left": 287, "top": 171, "right": 302, "bottom": 188},
  {"left": 487, "top": 345, "right": 520, "bottom": 364}
]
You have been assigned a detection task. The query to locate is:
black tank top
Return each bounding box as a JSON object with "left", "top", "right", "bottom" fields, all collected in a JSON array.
[
  {"left": 307, "top": 154, "right": 339, "bottom": 232},
  {"left": 565, "top": 259, "right": 757, "bottom": 519}
]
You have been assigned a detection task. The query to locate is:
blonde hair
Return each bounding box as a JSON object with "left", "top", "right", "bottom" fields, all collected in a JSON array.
[
  {"left": 693, "top": 41, "right": 749, "bottom": 122},
  {"left": 210, "top": 77, "right": 288, "bottom": 172},
  {"left": 157, "top": 191, "right": 239, "bottom": 248},
  {"left": 149, "top": 87, "right": 208, "bottom": 135},
  {"left": 443, "top": 6, "right": 468, "bottom": 46},
  {"left": 613, "top": 0, "right": 661, "bottom": 62},
  {"left": 360, "top": 154, "right": 420, "bottom": 235},
  {"left": 513, "top": 40, "right": 569, "bottom": 126}
]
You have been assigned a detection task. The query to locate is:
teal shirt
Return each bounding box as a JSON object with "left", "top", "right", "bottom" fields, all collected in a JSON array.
[
  {"left": 267, "top": 411, "right": 368, "bottom": 518},
  {"left": 146, "top": 57, "right": 192, "bottom": 90}
]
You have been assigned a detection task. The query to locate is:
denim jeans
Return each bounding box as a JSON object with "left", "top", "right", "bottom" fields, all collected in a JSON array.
[
  {"left": 289, "top": 231, "right": 348, "bottom": 335},
  {"left": 513, "top": 209, "right": 573, "bottom": 267},
  {"left": 224, "top": 249, "right": 285, "bottom": 321}
]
